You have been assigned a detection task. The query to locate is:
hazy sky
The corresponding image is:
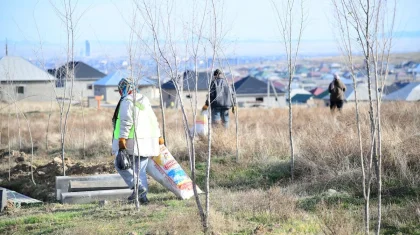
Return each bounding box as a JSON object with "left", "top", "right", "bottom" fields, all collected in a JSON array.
[{"left": 0, "top": 0, "right": 419, "bottom": 57}]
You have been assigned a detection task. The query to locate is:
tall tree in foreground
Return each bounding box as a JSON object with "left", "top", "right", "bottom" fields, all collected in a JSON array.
[
  {"left": 331, "top": 0, "right": 395, "bottom": 233},
  {"left": 136, "top": 0, "right": 209, "bottom": 230},
  {"left": 271, "top": 0, "right": 305, "bottom": 181}
]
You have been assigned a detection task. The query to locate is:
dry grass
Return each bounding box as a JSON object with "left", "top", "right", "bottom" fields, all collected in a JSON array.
[
  {"left": 316, "top": 203, "right": 363, "bottom": 235},
  {"left": 0, "top": 100, "right": 419, "bottom": 234},
  {"left": 1, "top": 101, "right": 419, "bottom": 183}
]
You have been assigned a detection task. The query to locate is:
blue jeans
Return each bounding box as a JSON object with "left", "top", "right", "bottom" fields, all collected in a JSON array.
[
  {"left": 114, "top": 156, "right": 149, "bottom": 191},
  {"left": 212, "top": 107, "right": 230, "bottom": 128}
]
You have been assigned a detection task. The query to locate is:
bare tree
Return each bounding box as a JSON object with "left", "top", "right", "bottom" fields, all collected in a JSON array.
[
  {"left": 331, "top": 0, "right": 396, "bottom": 233},
  {"left": 7, "top": 110, "right": 11, "bottom": 181},
  {"left": 271, "top": 0, "right": 305, "bottom": 181},
  {"left": 136, "top": 0, "right": 223, "bottom": 231},
  {"left": 370, "top": 3, "right": 395, "bottom": 232},
  {"left": 331, "top": 0, "right": 367, "bottom": 232},
  {"left": 215, "top": 51, "right": 240, "bottom": 162},
  {"left": 45, "top": 98, "right": 53, "bottom": 151},
  {"left": 16, "top": 106, "right": 36, "bottom": 185},
  {"left": 80, "top": 93, "right": 86, "bottom": 158},
  {"left": 50, "top": 0, "right": 87, "bottom": 175},
  {"left": 126, "top": 4, "right": 143, "bottom": 209}
]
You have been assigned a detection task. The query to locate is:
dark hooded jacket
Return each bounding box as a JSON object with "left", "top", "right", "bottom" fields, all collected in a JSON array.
[{"left": 328, "top": 78, "right": 346, "bottom": 101}]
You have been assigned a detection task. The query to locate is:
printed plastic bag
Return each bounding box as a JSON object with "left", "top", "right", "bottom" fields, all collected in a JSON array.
[
  {"left": 147, "top": 145, "right": 202, "bottom": 199},
  {"left": 193, "top": 110, "right": 208, "bottom": 136}
]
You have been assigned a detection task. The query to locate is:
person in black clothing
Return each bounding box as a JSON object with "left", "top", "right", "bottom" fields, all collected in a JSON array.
[{"left": 202, "top": 69, "right": 236, "bottom": 128}]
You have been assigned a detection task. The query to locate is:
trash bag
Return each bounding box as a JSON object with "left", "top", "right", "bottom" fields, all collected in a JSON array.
[
  {"left": 116, "top": 149, "right": 132, "bottom": 170},
  {"left": 191, "top": 110, "right": 208, "bottom": 136},
  {"left": 147, "top": 145, "right": 203, "bottom": 199}
]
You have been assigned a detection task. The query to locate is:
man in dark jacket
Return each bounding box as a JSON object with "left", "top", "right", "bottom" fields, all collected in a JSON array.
[
  {"left": 203, "top": 69, "right": 236, "bottom": 128},
  {"left": 328, "top": 73, "right": 346, "bottom": 112}
]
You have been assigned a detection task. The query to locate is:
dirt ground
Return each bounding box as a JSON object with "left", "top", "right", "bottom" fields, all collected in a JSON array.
[{"left": 0, "top": 150, "right": 116, "bottom": 202}]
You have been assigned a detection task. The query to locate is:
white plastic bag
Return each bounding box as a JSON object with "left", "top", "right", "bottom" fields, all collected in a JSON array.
[
  {"left": 194, "top": 110, "right": 208, "bottom": 136},
  {"left": 147, "top": 145, "right": 203, "bottom": 199}
]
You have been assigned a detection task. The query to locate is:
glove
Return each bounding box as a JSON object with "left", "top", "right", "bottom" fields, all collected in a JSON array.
[
  {"left": 119, "top": 138, "right": 127, "bottom": 149},
  {"left": 202, "top": 105, "right": 208, "bottom": 111},
  {"left": 232, "top": 106, "right": 236, "bottom": 114},
  {"left": 159, "top": 137, "right": 165, "bottom": 145}
]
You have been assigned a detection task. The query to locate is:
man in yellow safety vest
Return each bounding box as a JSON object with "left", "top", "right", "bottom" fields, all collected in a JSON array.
[{"left": 112, "top": 77, "right": 164, "bottom": 204}]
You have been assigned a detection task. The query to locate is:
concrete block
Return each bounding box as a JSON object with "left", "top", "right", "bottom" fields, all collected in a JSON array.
[
  {"left": 61, "top": 189, "right": 132, "bottom": 204},
  {"left": 55, "top": 174, "right": 125, "bottom": 201},
  {"left": 0, "top": 188, "right": 6, "bottom": 212},
  {"left": 69, "top": 179, "right": 128, "bottom": 192}
]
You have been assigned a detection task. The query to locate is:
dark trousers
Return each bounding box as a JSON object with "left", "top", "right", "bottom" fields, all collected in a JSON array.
[{"left": 330, "top": 100, "right": 344, "bottom": 110}]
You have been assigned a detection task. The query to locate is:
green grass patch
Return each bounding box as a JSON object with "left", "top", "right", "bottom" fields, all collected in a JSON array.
[
  {"left": 193, "top": 159, "right": 290, "bottom": 190},
  {"left": 298, "top": 191, "right": 363, "bottom": 212},
  {"left": 382, "top": 223, "right": 420, "bottom": 235},
  {"left": 0, "top": 211, "right": 81, "bottom": 234}
]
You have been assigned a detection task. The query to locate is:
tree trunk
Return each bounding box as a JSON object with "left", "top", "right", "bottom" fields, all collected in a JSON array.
[{"left": 154, "top": 43, "right": 167, "bottom": 146}]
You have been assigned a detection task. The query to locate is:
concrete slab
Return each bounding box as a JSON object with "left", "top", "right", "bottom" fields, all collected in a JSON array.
[
  {"left": 61, "top": 189, "right": 132, "bottom": 204},
  {"left": 55, "top": 174, "right": 124, "bottom": 201},
  {"left": 69, "top": 179, "right": 128, "bottom": 192},
  {"left": 0, "top": 187, "right": 42, "bottom": 209}
]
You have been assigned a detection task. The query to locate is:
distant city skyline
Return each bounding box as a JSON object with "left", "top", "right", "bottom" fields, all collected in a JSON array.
[{"left": 0, "top": 0, "right": 419, "bottom": 58}]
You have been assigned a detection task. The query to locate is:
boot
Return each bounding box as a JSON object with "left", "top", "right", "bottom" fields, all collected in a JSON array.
[
  {"left": 128, "top": 186, "right": 147, "bottom": 201},
  {"left": 140, "top": 195, "right": 149, "bottom": 205}
]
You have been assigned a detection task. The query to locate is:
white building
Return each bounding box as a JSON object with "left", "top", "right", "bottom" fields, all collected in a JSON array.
[
  {"left": 0, "top": 56, "right": 58, "bottom": 102},
  {"left": 48, "top": 61, "right": 106, "bottom": 99}
]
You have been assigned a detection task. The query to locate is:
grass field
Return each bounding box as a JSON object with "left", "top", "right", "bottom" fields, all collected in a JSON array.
[{"left": 0, "top": 101, "right": 419, "bottom": 234}]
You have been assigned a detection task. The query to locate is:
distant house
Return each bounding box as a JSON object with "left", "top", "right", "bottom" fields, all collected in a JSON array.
[
  {"left": 295, "top": 65, "right": 309, "bottom": 77},
  {"left": 254, "top": 71, "right": 271, "bottom": 80},
  {"left": 93, "top": 70, "right": 158, "bottom": 104},
  {"left": 344, "top": 84, "right": 376, "bottom": 101},
  {"left": 395, "top": 71, "right": 407, "bottom": 79},
  {"left": 402, "top": 61, "right": 417, "bottom": 69},
  {"left": 271, "top": 80, "right": 286, "bottom": 91},
  {"left": 321, "top": 74, "right": 334, "bottom": 80},
  {"left": 383, "top": 82, "right": 420, "bottom": 101},
  {"left": 286, "top": 88, "right": 314, "bottom": 105},
  {"left": 0, "top": 56, "right": 57, "bottom": 102},
  {"left": 322, "top": 74, "right": 354, "bottom": 85},
  {"left": 319, "top": 63, "right": 330, "bottom": 73},
  {"left": 288, "top": 88, "right": 311, "bottom": 98},
  {"left": 415, "top": 64, "right": 420, "bottom": 74},
  {"left": 330, "top": 63, "right": 342, "bottom": 74},
  {"left": 48, "top": 61, "right": 106, "bottom": 98},
  {"left": 309, "top": 87, "right": 324, "bottom": 96},
  {"left": 161, "top": 70, "right": 211, "bottom": 108},
  {"left": 307, "top": 71, "right": 322, "bottom": 78},
  {"left": 300, "top": 80, "right": 317, "bottom": 90},
  {"left": 342, "top": 71, "right": 366, "bottom": 79},
  {"left": 288, "top": 93, "right": 314, "bottom": 105},
  {"left": 313, "top": 89, "right": 330, "bottom": 106},
  {"left": 381, "top": 81, "right": 409, "bottom": 95},
  {"left": 330, "top": 63, "right": 342, "bottom": 69},
  {"left": 319, "top": 66, "right": 330, "bottom": 73},
  {"left": 234, "top": 76, "right": 285, "bottom": 108}
]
